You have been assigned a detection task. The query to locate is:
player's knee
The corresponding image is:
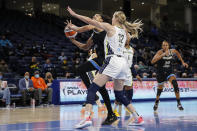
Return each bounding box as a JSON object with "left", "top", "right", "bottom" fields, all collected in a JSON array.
[
  {"left": 114, "top": 90, "right": 130, "bottom": 106},
  {"left": 115, "top": 98, "right": 121, "bottom": 104},
  {"left": 86, "top": 82, "right": 100, "bottom": 104},
  {"left": 158, "top": 83, "right": 164, "bottom": 89},
  {"left": 172, "top": 80, "right": 179, "bottom": 93}
]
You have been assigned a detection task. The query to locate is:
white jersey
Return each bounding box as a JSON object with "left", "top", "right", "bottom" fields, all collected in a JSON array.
[
  {"left": 123, "top": 46, "right": 134, "bottom": 86},
  {"left": 104, "top": 26, "right": 127, "bottom": 58},
  {"left": 100, "top": 26, "right": 130, "bottom": 80},
  {"left": 123, "top": 46, "right": 134, "bottom": 68}
]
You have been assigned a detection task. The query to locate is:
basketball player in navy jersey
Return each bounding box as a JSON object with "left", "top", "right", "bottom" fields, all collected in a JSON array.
[
  {"left": 66, "top": 14, "right": 117, "bottom": 125},
  {"left": 151, "top": 40, "right": 188, "bottom": 111}
]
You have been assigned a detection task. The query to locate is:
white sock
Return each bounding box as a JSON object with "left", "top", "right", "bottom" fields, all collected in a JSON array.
[{"left": 96, "top": 99, "right": 102, "bottom": 107}]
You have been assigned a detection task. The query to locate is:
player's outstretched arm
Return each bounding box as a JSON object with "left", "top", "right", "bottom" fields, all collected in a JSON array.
[
  {"left": 65, "top": 20, "right": 94, "bottom": 33},
  {"left": 67, "top": 6, "right": 113, "bottom": 33}
]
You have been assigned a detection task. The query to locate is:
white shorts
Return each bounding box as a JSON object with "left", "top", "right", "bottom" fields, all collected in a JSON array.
[
  {"left": 99, "top": 55, "right": 131, "bottom": 80},
  {"left": 124, "top": 70, "right": 133, "bottom": 86}
]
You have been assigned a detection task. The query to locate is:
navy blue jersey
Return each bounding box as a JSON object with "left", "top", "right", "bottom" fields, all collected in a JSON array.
[
  {"left": 92, "top": 30, "right": 106, "bottom": 61},
  {"left": 156, "top": 49, "right": 174, "bottom": 74}
]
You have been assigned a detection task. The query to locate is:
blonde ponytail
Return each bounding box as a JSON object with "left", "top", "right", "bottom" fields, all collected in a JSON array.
[
  {"left": 114, "top": 11, "right": 143, "bottom": 39},
  {"left": 124, "top": 19, "right": 143, "bottom": 39}
]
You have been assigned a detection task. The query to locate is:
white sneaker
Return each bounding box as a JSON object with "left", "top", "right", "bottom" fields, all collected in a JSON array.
[
  {"left": 177, "top": 104, "right": 184, "bottom": 110},
  {"left": 128, "top": 116, "right": 144, "bottom": 126},
  {"left": 75, "top": 118, "right": 92, "bottom": 129}
]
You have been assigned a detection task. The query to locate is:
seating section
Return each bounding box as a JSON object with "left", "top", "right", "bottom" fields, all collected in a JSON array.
[{"left": 0, "top": 9, "right": 197, "bottom": 103}]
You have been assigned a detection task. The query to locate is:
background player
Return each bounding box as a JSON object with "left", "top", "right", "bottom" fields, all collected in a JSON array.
[{"left": 151, "top": 40, "right": 188, "bottom": 111}]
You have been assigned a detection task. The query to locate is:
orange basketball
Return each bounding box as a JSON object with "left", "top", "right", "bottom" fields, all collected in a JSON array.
[{"left": 64, "top": 27, "right": 77, "bottom": 38}]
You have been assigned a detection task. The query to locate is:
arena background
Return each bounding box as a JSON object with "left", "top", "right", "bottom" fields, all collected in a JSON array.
[
  {"left": 0, "top": 0, "right": 197, "bottom": 131},
  {"left": 0, "top": 0, "right": 196, "bottom": 104}
]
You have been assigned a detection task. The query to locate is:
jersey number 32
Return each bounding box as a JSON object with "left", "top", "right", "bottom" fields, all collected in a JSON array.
[{"left": 118, "top": 34, "right": 124, "bottom": 43}]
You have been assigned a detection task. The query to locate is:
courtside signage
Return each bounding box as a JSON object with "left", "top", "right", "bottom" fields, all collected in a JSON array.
[{"left": 60, "top": 80, "right": 197, "bottom": 103}]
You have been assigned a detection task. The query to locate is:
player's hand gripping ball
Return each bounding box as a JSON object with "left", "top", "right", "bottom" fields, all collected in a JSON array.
[{"left": 64, "top": 27, "right": 77, "bottom": 38}]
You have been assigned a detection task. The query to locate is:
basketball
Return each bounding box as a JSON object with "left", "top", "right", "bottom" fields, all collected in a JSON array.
[{"left": 64, "top": 27, "right": 77, "bottom": 38}]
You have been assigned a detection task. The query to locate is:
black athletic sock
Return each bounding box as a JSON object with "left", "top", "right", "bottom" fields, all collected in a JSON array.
[
  {"left": 156, "top": 88, "right": 163, "bottom": 97},
  {"left": 99, "top": 86, "right": 114, "bottom": 116},
  {"left": 155, "top": 88, "right": 163, "bottom": 102},
  {"left": 177, "top": 99, "right": 181, "bottom": 105}
]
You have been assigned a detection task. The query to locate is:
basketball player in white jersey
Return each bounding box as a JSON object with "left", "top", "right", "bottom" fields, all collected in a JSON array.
[
  {"left": 67, "top": 6, "right": 144, "bottom": 128},
  {"left": 113, "top": 33, "right": 142, "bottom": 117}
]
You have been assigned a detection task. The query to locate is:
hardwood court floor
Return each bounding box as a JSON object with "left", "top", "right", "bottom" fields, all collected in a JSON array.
[
  {"left": 0, "top": 106, "right": 60, "bottom": 125},
  {"left": 0, "top": 100, "right": 197, "bottom": 131}
]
